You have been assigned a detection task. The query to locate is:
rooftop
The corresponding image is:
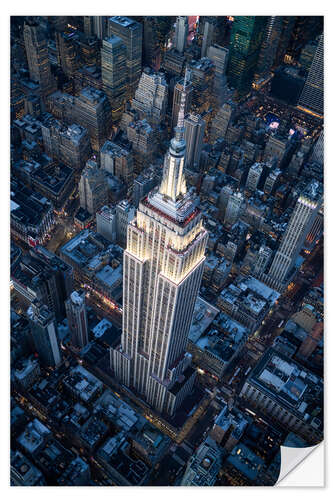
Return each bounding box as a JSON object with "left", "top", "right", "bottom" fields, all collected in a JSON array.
[{"left": 247, "top": 348, "right": 323, "bottom": 426}]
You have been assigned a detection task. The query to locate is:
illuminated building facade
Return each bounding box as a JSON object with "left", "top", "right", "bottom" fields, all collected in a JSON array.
[
  {"left": 101, "top": 36, "right": 127, "bottom": 122},
  {"left": 267, "top": 181, "right": 323, "bottom": 286},
  {"left": 108, "top": 16, "right": 143, "bottom": 99},
  {"left": 110, "top": 86, "right": 208, "bottom": 416},
  {"left": 298, "top": 33, "right": 323, "bottom": 116}
]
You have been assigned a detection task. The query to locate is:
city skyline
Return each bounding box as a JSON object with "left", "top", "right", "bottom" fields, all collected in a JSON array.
[{"left": 10, "top": 14, "right": 323, "bottom": 487}]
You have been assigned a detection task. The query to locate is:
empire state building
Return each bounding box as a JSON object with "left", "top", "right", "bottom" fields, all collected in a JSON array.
[{"left": 110, "top": 87, "right": 208, "bottom": 416}]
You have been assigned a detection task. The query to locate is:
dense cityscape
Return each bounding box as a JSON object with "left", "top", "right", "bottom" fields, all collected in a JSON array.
[{"left": 10, "top": 15, "right": 323, "bottom": 486}]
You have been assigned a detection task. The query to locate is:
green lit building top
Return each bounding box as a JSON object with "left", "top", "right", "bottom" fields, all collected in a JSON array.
[{"left": 227, "top": 16, "right": 267, "bottom": 99}]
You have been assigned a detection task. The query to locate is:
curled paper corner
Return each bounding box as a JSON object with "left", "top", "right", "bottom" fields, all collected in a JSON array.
[{"left": 276, "top": 441, "right": 324, "bottom": 486}]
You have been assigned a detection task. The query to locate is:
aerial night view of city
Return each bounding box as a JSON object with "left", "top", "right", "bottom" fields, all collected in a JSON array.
[{"left": 9, "top": 13, "right": 324, "bottom": 487}]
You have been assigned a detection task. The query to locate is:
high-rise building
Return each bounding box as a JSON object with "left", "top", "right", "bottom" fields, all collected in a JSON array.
[
  {"left": 28, "top": 303, "right": 62, "bottom": 368},
  {"left": 110, "top": 89, "right": 208, "bottom": 416},
  {"left": 184, "top": 113, "right": 205, "bottom": 170},
  {"left": 131, "top": 68, "right": 168, "bottom": 126},
  {"left": 298, "top": 33, "right": 323, "bottom": 116},
  {"left": 210, "top": 102, "right": 236, "bottom": 143},
  {"left": 132, "top": 165, "right": 161, "bottom": 207},
  {"left": 115, "top": 199, "right": 135, "bottom": 248},
  {"left": 224, "top": 191, "right": 244, "bottom": 226},
  {"left": 189, "top": 57, "right": 215, "bottom": 116},
  {"left": 174, "top": 16, "right": 188, "bottom": 54},
  {"left": 101, "top": 36, "right": 127, "bottom": 122},
  {"left": 65, "top": 291, "right": 89, "bottom": 349},
  {"left": 84, "top": 16, "right": 107, "bottom": 39},
  {"left": 201, "top": 17, "right": 217, "bottom": 58},
  {"left": 79, "top": 159, "right": 109, "bottom": 215},
  {"left": 55, "top": 30, "right": 79, "bottom": 78},
  {"left": 311, "top": 131, "right": 324, "bottom": 166},
  {"left": 100, "top": 140, "right": 133, "bottom": 186},
  {"left": 23, "top": 19, "right": 56, "bottom": 97},
  {"left": 246, "top": 162, "right": 263, "bottom": 192},
  {"left": 162, "top": 48, "right": 185, "bottom": 77},
  {"left": 126, "top": 118, "right": 156, "bottom": 172},
  {"left": 227, "top": 16, "right": 267, "bottom": 99},
  {"left": 268, "top": 181, "right": 323, "bottom": 286},
  {"left": 12, "top": 246, "right": 73, "bottom": 320},
  {"left": 143, "top": 17, "right": 165, "bottom": 70},
  {"left": 274, "top": 16, "right": 296, "bottom": 66},
  {"left": 254, "top": 17, "right": 283, "bottom": 82},
  {"left": 108, "top": 16, "right": 143, "bottom": 99},
  {"left": 96, "top": 205, "right": 117, "bottom": 242},
  {"left": 74, "top": 87, "right": 112, "bottom": 152},
  {"left": 41, "top": 117, "right": 91, "bottom": 171},
  {"left": 207, "top": 44, "right": 230, "bottom": 107},
  {"left": 253, "top": 245, "right": 273, "bottom": 276},
  {"left": 171, "top": 68, "right": 193, "bottom": 130}
]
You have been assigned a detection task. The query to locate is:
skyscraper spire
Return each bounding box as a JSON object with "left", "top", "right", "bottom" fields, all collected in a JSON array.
[{"left": 158, "top": 76, "right": 188, "bottom": 202}]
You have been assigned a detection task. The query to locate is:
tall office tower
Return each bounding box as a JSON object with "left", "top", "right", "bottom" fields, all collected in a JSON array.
[
  {"left": 83, "top": 16, "right": 93, "bottom": 36},
  {"left": 110, "top": 91, "right": 208, "bottom": 416},
  {"left": 83, "top": 16, "right": 107, "bottom": 39},
  {"left": 207, "top": 44, "right": 230, "bottom": 107},
  {"left": 224, "top": 191, "right": 244, "bottom": 226},
  {"left": 108, "top": 16, "right": 143, "bottom": 99},
  {"left": 143, "top": 17, "right": 161, "bottom": 70},
  {"left": 41, "top": 118, "right": 91, "bottom": 170},
  {"left": 201, "top": 17, "right": 217, "bottom": 58},
  {"left": 264, "top": 134, "right": 288, "bottom": 165},
  {"left": 210, "top": 102, "right": 235, "bottom": 143},
  {"left": 174, "top": 16, "right": 188, "bottom": 54},
  {"left": 133, "top": 166, "right": 161, "bottom": 207},
  {"left": 96, "top": 205, "right": 117, "bottom": 242},
  {"left": 65, "top": 291, "right": 89, "bottom": 349},
  {"left": 23, "top": 19, "right": 56, "bottom": 97},
  {"left": 254, "top": 17, "right": 283, "bottom": 83},
  {"left": 101, "top": 36, "right": 127, "bottom": 122},
  {"left": 126, "top": 118, "right": 156, "bottom": 172},
  {"left": 131, "top": 68, "right": 168, "bottom": 126},
  {"left": 162, "top": 48, "right": 185, "bottom": 77},
  {"left": 218, "top": 184, "right": 233, "bottom": 215},
  {"left": 74, "top": 87, "right": 112, "bottom": 151},
  {"left": 253, "top": 245, "right": 273, "bottom": 276},
  {"left": 12, "top": 246, "right": 73, "bottom": 320},
  {"left": 77, "top": 33, "right": 100, "bottom": 68},
  {"left": 171, "top": 68, "right": 193, "bottom": 130},
  {"left": 100, "top": 140, "right": 134, "bottom": 186},
  {"left": 115, "top": 200, "right": 135, "bottom": 248},
  {"left": 92, "top": 16, "right": 107, "bottom": 39},
  {"left": 55, "top": 31, "right": 79, "bottom": 78},
  {"left": 274, "top": 16, "right": 296, "bottom": 66},
  {"left": 311, "top": 131, "right": 324, "bottom": 166},
  {"left": 189, "top": 58, "right": 215, "bottom": 116},
  {"left": 298, "top": 34, "right": 323, "bottom": 116},
  {"left": 227, "top": 16, "right": 267, "bottom": 99},
  {"left": 246, "top": 162, "right": 263, "bottom": 192},
  {"left": 268, "top": 181, "right": 323, "bottom": 286},
  {"left": 28, "top": 303, "right": 62, "bottom": 368},
  {"left": 299, "top": 40, "right": 318, "bottom": 71},
  {"left": 79, "top": 160, "right": 108, "bottom": 215},
  {"left": 264, "top": 168, "right": 281, "bottom": 195},
  {"left": 184, "top": 113, "right": 205, "bottom": 170}
]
